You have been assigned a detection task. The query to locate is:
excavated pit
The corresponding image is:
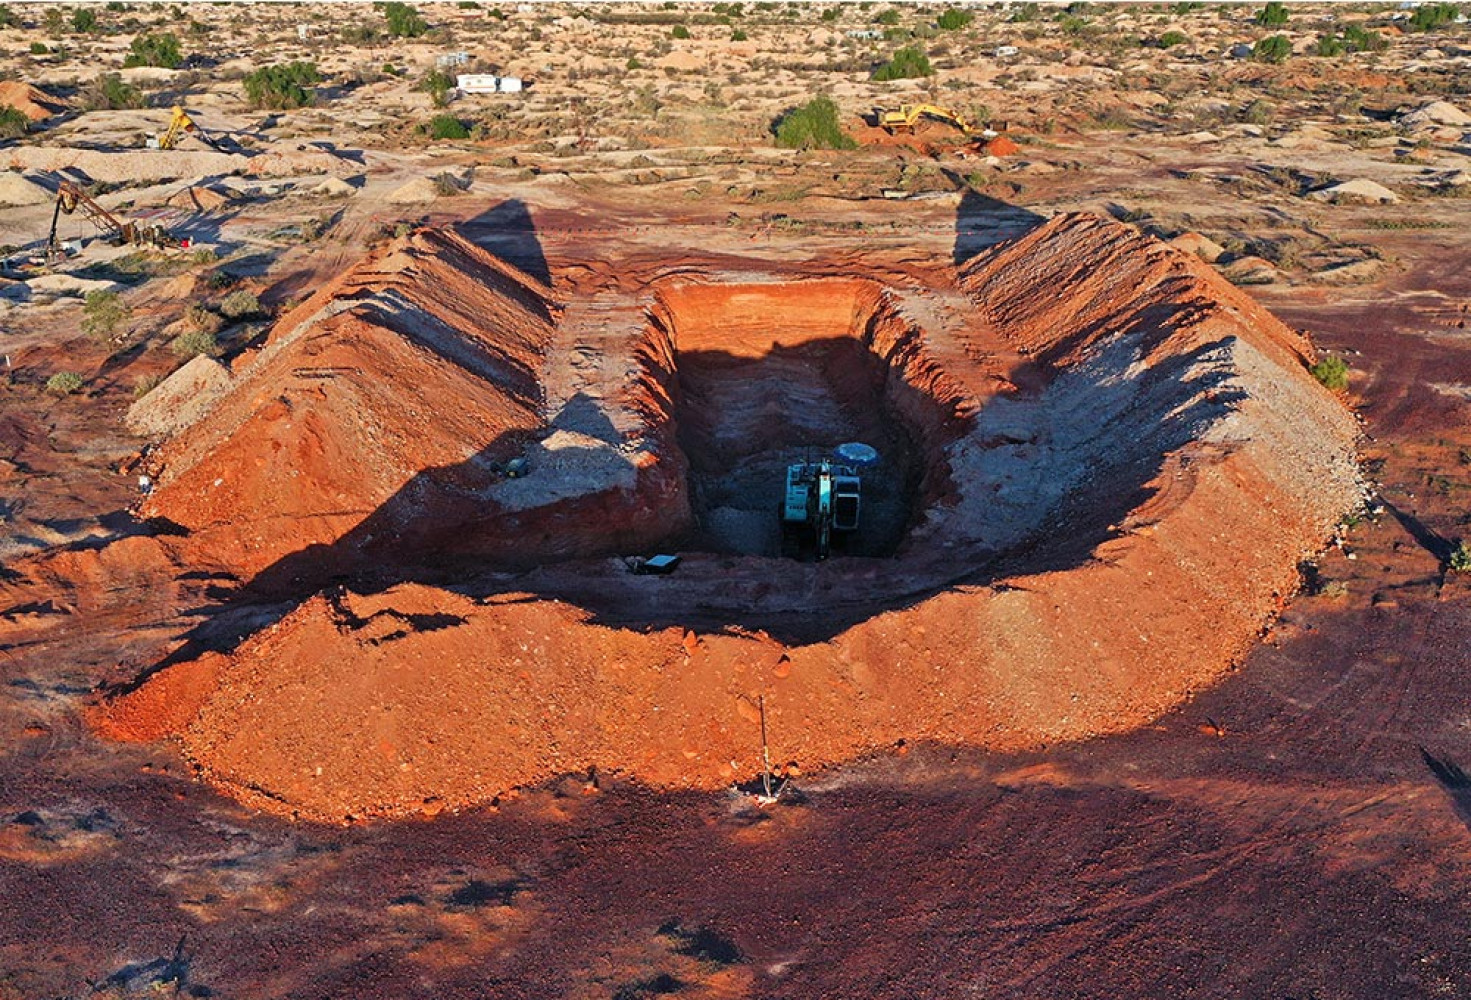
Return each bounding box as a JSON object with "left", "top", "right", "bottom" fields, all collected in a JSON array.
[
  {"left": 80, "top": 213, "right": 1367, "bottom": 823},
  {"left": 651, "top": 281, "right": 937, "bottom": 559}
]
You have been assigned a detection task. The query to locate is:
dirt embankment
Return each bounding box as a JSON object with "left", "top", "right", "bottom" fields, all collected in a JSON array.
[{"left": 98, "top": 214, "right": 1362, "bottom": 823}]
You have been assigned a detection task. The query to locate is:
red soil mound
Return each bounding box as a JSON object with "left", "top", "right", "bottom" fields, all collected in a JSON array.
[
  {"left": 99, "top": 214, "right": 1362, "bottom": 822},
  {"left": 0, "top": 81, "right": 68, "bottom": 121},
  {"left": 138, "top": 228, "right": 559, "bottom": 576}
]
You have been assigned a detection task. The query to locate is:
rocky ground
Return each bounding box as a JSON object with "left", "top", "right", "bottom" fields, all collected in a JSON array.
[{"left": 2, "top": 2, "right": 1471, "bottom": 998}]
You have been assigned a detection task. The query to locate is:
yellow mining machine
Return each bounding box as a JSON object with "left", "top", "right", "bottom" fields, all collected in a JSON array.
[
  {"left": 148, "top": 105, "right": 227, "bottom": 151},
  {"left": 877, "top": 103, "right": 978, "bottom": 137}
]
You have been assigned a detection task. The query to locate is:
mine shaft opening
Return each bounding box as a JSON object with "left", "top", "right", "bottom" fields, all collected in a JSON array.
[{"left": 651, "top": 280, "right": 940, "bottom": 560}]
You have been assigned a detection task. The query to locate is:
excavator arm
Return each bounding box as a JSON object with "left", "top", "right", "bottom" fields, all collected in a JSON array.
[{"left": 878, "top": 103, "right": 975, "bottom": 136}]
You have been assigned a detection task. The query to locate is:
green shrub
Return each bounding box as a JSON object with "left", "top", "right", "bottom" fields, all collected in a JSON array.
[
  {"left": 81, "top": 290, "right": 130, "bottom": 343},
  {"left": 1309, "top": 355, "right": 1348, "bottom": 391},
  {"left": 626, "top": 57, "right": 643, "bottom": 69},
  {"left": 1344, "top": 23, "right": 1388, "bottom": 52},
  {"left": 731, "top": 28, "right": 747, "bottom": 41},
  {"left": 383, "top": 1, "right": 428, "bottom": 37},
  {"left": 1449, "top": 540, "right": 1471, "bottom": 574},
  {"left": 425, "top": 113, "right": 470, "bottom": 140},
  {"left": 1240, "top": 98, "right": 1275, "bottom": 125},
  {"left": 122, "top": 32, "right": 183, "bottom": 69},
  {"left": 874, "top": 8, "right": 901, "bottom": 25},
  {"left": 219, "top": 289, "right": 261, "bottom": 320},
  {"left": 132, "top": 372, "right": 164, "bottom": 398},
  {"left": 1010, "top": 2, "right": 1039, "bottom": 22},
  {"left": 820, "top": 7, "right": 837, "bottom": 21},
  {"left": 184, "top": 302, "right": 223, "bottom": 334},
  {"left": 45, "top": 371, "right": 84, "bottom": 395},
  {"left": 1158, "top": 30, "right": 1188, "bottom": 48},
  {"left": 70, "top": 7, "right": 98, "bottom": 32},
  {"left": 672, "top": 24, "right": 691, "bottom": 38},
  {"left": 1408, "top": 2, "right": 1459, "bottom": 31},
  {"left": 29, "top": 41, "right": 49, "bottom": 55},
  {"left": 1253, "top": 34, "right": 1291, "bottom": 64},
  {"left": 0, "top": 105, "right": 26, "bottom": 140},
  {"left": 936, "top": 8, "right": 973, "bottom": 30},
  {"left": 169, "top": 329, "right": 220, "bottom": 359},
  {"left": 773, "top": 95, "right": 856, "bottom": 150},
  {"left": 79, "top": 73, "right": 145, "bottom": 111},
  {"left": 1315, "top": 33, "right": 1346, "bottom": 57},
  {"left": 243, "top": 61, "right": 320, "bottom": 110},
  {"left": 418, "top": 67, "right": 456, "bottom": 107},
  {"left": 872, "top": 45, "right": 932, "bottom": 81},
  {"left": 0, "top": 5, "right": 17, "bottom": 28},
  {"left": 1254, "top": 1, "right": 1288, "bottom": 26}
]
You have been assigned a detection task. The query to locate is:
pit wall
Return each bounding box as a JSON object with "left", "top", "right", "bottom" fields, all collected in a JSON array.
[
  {"left": 97, "top": 216, "right": 1367, "bottom": 822},
  {"left": 647, "top": 278, "right": 972, "bottom": 533},
  {"left": 135, "top": 227, "right": 691, "bottom": 583}
]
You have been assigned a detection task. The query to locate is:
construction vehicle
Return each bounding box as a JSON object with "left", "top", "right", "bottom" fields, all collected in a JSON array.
[
  {"left": 876, "top": 103, "right": 1004, "bottom": 140},
  {"left": 147, "top": 105, "right": 227, "bottom": 151},
  {"left": 781, "top": 456, "right": 862, "bottom": 560},
  {"left": 47, "top": 180, "right": 184, "bottom": 260}
]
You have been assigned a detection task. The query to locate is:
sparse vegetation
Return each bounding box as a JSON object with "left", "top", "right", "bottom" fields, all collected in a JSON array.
[
  {"left": 874, "top": 8, "right": 902, "bottom": 26},
  {"left": 184, "top": 302, "right": 223, "bottom": 335},
  {"left": 244, "top": 61, "right": 320, "bottom": 110},
  {"left": 383, "top": 1, "right": 428, "bottom": 37},
  {"left": 78, "top": 73, "right": 145, "bottom": 111},
  {"left": 70, "top": 7, "right": 98, "bottom": 33},
  {"left": 1253, "top": 34, "right": 1291, "bottom": 64},
  {"left": 0, "top": 105, "right": 26, "bottom": 140},
  {"left": 1408, "top": 2, "right": 1460, "bottom": 31},
  {"left": 418, "top": 68, "right": 457, "bottom": 107},
  {"left": 45, "top": 371, "right": 84, "bottom": 395},
  {"left": 219, "top": 289, "right": 262, "bottom": 320},
  {"left": 132, "top": 372, "right": 164, "bottom": 399},
  {"left": 872, "top": 45, "right": 933, "bottom": 81},
  {"left": 1157, "top": 30, "right": 1188, "bottom": 48},
  {"left": 170, "top": 329, "right": 221, "bottom": 359},
  {"left": 80, "top": 290, "right": 131, "bottom": 344},
  {"left": 1254, "top": 1, "right": 1289, "bottom": 26},
  {"left": 773, "top": 95, "right": 856, "bottom": 150},
  {"left": 936, "top": 8, "right": 973, "bottom": 31},
  {"left": 1309, "top": 355, "right": 1349, "bottom": 392},
  {"left": 425, "top": 114, "right": 470, "bottom": 140},
  {"left": 123, "top": 32, "right": 183, "bottom": 69}
]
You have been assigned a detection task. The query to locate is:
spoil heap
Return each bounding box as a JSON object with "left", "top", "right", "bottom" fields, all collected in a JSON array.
[
  {"left": 137, "top": 228, "right": 560, "bottom": 577},
  {"left": 101, "top": 214, "right": 1362, "bottom": 823},
  {"left": 0, "top": 81, "right": 68, "bottom": 121}
]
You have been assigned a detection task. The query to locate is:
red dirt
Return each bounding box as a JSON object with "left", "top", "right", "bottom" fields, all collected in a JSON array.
[
  {"left": 0, "top": 81, "right": 68, "bottom": 122},
  {"left": 91, "top": 214, "right": 1362, "bottom": 823}
]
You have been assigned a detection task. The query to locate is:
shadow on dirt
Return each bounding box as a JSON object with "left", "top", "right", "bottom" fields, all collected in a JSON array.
[
  {"left": 457, "top": 198, "right": 551, "bottom": 287},
  {"left": 1420, "top": 747, "right": 1471, "bottom": 831},
  {"left": 949, "top": 172, "right": 1044, "bottom": 267}
]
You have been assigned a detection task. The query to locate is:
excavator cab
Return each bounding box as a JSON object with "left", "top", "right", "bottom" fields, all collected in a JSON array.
[{"left": 781, "top": 457, "right": 861, "bottom": 560}]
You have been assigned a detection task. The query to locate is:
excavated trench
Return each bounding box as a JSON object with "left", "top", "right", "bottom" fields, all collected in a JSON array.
[{"left": 649, "top": 280, "right": 947, "bottom": 560}]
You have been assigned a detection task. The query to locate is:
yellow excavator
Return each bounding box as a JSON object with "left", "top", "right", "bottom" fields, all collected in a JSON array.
[
  {"left": 147, "top": 105, "right": 226, "bottom": 151},
  {"left": 877, "top": 103, "right": 978, "bottom": 136}
]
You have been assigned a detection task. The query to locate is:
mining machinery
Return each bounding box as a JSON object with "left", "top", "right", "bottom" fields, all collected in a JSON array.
[
  {"left": 877, "top": 103, "right": 978, "bottom": 136},
  {"left": 781, "top": 456, "right": 862, "bottom": 560},
  {"left": 147, "top": 105, "right": 228, "bottom": 151},
  {"left": 47, "top": 180, "right": 183, "bottom": 260}
]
